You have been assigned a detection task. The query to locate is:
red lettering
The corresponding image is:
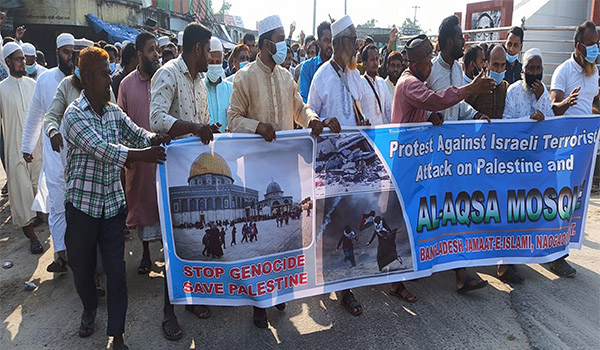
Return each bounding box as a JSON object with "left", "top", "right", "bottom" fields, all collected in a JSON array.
[
  {"left": 228, "top": 283, "right": 238, "bottom": 295},
  {"left": 230, "top": 267, "right": 240, "bottom": 280},
  {"left": 183, "top": 265, "right": 193, "bottom": 278},
  {"left": 183, "top": 281, "right": 192, "bottom": 293}
]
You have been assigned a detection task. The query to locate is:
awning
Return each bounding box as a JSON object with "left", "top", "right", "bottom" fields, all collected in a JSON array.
[
  {"left": 215, "top": 35, "right": 236, "bottom": 50},
  {"left": 86, "top": 14, "right": 139, "bottom": 44}
]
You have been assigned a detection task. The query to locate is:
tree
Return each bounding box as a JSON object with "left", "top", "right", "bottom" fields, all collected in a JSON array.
[
  {"left": 359, "top": 19, "right": 377, "bottom": 28},
  {"left": 400, "top": 17, "right": 422, "bottom": 36}
]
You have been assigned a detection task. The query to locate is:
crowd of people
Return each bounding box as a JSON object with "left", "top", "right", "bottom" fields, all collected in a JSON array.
[{"left": 0, "top": 10, "right": 597, "bottom": 348}]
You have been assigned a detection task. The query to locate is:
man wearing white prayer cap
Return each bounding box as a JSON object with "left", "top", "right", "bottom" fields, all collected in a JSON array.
[
  {"left": 22, "top": 42, "right": 47, "bottom": 80},
  {"left": 177, "top": 31, "right": 184, "bottom": 55},
  {"left": 503, "top": 47, "right": 553, "bottom": 121},
  {"left": 157, "top": 35, "right": 170, "bottom": 57},
  {"left": 307, "top": 14, "right": 373, "bottom": 315},
  {"left": 21, "top": 32, "right": 76, "bottom": 271},
  {"left": 204, "top": 36, "right": 232, "bottom": 132},
  {"left": 0, "top": 42, "right": 45, "bottom": 254},
  {"left": 229, "top": 14, "right": 339, "bottom": 329}
]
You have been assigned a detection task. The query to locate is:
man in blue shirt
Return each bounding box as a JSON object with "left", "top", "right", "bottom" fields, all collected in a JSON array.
[
  {"left": 299, "top": 21, "right": 332, "bottom": 102},
  {"left": 204, "top": 37, "right": 233, "bottom": 132}
]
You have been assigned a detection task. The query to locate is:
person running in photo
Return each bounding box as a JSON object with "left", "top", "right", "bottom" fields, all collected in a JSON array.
[{"left": 336, "top": 225, "right": 358, "bottom": 267}]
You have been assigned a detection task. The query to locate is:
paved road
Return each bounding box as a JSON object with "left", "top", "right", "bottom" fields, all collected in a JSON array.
[{"left": 1, "top": 172, "right": 598, "bottom": 349}]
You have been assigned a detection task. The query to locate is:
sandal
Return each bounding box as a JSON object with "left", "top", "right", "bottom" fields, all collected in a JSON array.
[
  {"left": 340, "top": 290, "right": 362, "bottom": 316},
  {"left": 78, "top": 309, "right": 96, "bottom": 338},
  {"left": 549, "top": 258, "right": 576, "bottom": 278},
  {"left": 46, "top": 256, "right": 68, "bottom": 273},
  {"left": 389, "top": 284, "right": 418, "bottom": 303},
  {"left": 137, "top": 256, "right": 152, "bottom": 275},
  {"left": 29, "top": 240, "right": 43, "bottom": 254},
  {"left": 457, "top": 275, "right": 488, "bottom": 294},
  {"left": 162, "top": 316, "right": 183, "bottom": 341},
  {"left": 185, "top": 305, "right": 211, "bottom": 319},
  {"left": 275, "top": 303, "right": 286, "bottom": 311},
  {"left": 498, "top": 266, "right": 524, "bottom": 284},
  {"left": 253, "top": 307, "right": 268, "bottom": 328}
]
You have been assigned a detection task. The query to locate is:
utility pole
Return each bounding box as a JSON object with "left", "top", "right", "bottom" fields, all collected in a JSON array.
[
  {"left": 313, "top": 0, "right": 317, "bottom": 35},
  {"left": 412, "top": 5, "right": 420, "bottom": 23}
]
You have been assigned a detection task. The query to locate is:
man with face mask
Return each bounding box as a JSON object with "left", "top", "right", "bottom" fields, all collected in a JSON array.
[
  {"left": 547, "top": 21, "right": 599, "bottom": 278},
  {"left": 465, "top": 44, "right": 510, "bottom": 119},
  {"left": 22, "top": 43, "right": 47, "bottom": 80},
  {"left": 21, "top": 33, "right": 75, "bottom": 269},
  {"left": 308, "top": 15, "right": 368, "bottom": 126},
  {"left": 204, "top": 37, "right": 232, "bottom": 132},
  {"left": 427, "top": 15, "right": 489, "bottom": 121},
  {"left": 504, "top": 27, "right": 524, "bottom": 84},
  {"left": 117, "top": 32, "right": 164, "bottom": 281},
  {"left": 228, "top": 14, "right": 339, "bottom": 328},
  {"left": 551, "top": 20, "right": 599, "bottom": 117},
  {"left": 0, "top": 43, "right": 44, "bottom": 254},
  {"left": 463, "top": 44, "right": 486, "bottom": 85},
  {"left": 504, "top": 48, "right": 552, "bottom": 121},
  {"left": 300, "top": 21, "right": 332, "bottom": 103}
]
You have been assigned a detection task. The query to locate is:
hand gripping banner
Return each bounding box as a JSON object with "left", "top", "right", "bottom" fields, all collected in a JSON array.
[{"left": 157, "top": 116, "right": 600, "bottom": 307}]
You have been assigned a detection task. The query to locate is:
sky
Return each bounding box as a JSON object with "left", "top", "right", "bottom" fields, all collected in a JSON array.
[{"left": 217, "top": 0, "right": 472, "bottom": 36}]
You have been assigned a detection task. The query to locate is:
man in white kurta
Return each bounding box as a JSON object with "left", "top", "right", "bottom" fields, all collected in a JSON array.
[
  {"left": 22, "top": 33, "right": 75, "bottom": 271},
  {"left": 0, "top": 43, "right": 43, "bottom": 253}
]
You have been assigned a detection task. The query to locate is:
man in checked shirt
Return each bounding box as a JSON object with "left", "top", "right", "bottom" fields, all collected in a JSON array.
[{"left": 63, "top": 46, "right": 170, "bottom": 350}]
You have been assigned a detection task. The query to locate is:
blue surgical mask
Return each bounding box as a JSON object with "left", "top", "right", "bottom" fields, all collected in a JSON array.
[
  {"left": 584, "top": 43, "right": 599, "bottom": 64},
  {"left": 271, "top": 41, "right": 287, "bottom": 65},
  {"left": 25, "top": 63, "right": 36, "bottom": 75},
  {"left": 239, "top": 61, "right": 249, "bottom": 69},
  {"left": 489, "top": 70, "right": 505, "bottom": 85},
  {"left": 300, "top": 56, "right": 306, "bottom": 63},
  {"left": 206, "top": 64, "right": 223, "bottom": 83},
  {"left": 110, "top": 62, "right": 116, "bottom": 73},
  {"left": 506, "top": 52, "right": 518, "bottom": 63}
]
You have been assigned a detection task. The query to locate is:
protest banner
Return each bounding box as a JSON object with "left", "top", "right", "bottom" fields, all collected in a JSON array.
[{"left": 157, "top": 116, "right": 599, "bottom": 307}]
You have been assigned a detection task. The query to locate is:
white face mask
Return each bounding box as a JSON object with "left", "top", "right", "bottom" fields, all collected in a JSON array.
[{"left": 207, "top": 64, "right": 223, "bottom": 83}]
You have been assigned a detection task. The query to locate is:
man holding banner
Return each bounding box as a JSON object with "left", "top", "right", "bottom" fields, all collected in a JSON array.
[
  {"left": 150, "top": 22, "right": 214, "bottom": 340},
  {"left": 549, "top": 20, "right": 600, "bottom": 277},
  {"left": 228, "top": 14, "right": 341, "bottom": 328}
]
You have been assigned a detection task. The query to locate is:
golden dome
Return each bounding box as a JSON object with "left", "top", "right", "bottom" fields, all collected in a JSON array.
[{"left": 189, "top": 152, "right": 233, "bottom": 180}]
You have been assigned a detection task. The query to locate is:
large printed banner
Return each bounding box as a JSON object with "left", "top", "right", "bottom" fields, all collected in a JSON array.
[{"left": 158, "top": 116, "right": 600, "bottom": 307}]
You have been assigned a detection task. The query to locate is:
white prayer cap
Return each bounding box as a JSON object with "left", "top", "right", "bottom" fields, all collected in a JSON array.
[
  {"left": 2, "top": 42, "right": 22, "bottom": 59},
  {"left": 258, "top": 15, "right": 283, "bottom": 37},
  {"left": 74, "top": 38, "right": 94, "bottom": 48},
  {"left": 22, "top": 43, "right": 36, "bottom": 56},
  {"left": 123, "top": 40, "right": 132, "bottom": 47},
  {"left": 115, "top": 42, "right": 123, "bottom": 49},
  {"left": 56, "top": 33, "right": 75, "bottom": 49},
  {"left": 331, "top": 15, "right": 354, "bottom": 38},
  {"left": 178, "top": 31, "right": 184, "bottom": 46},
  {"left": 158, "top": 36, "right": 170, "bottom": 48},
  {"left": 523, "top": 48, "right": 543, "bottom": 66},
  {"left": 210, "top": 37, "right": 223, "bottom": 52}
]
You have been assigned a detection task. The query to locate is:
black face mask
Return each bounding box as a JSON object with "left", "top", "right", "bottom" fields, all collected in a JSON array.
[{"left": 525, "top": 73, "right": 543, "bottom": 87}]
